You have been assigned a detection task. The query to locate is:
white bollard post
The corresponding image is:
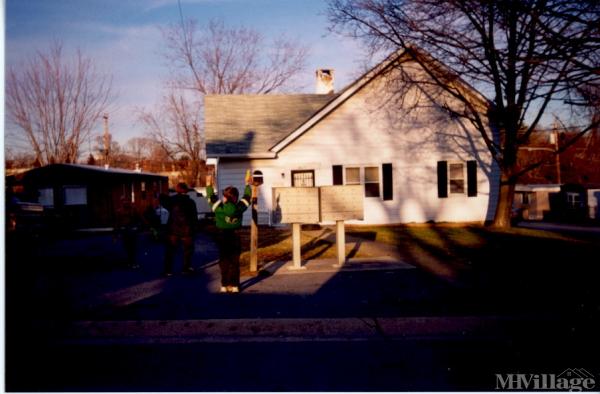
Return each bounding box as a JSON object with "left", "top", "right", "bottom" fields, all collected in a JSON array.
[
  {"left": 334, "top": 220, "right": 345, "bottom": 267},
  {"left": 289, "top": 222, "right": 306, "bottom": 270}
]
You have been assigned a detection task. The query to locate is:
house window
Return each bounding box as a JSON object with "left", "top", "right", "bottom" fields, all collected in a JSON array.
[
  {"left": 64, "top": 186, "right": 87, "bottom": 205},
  {"left": 140, "top": 181, "right": 147, "bottom": 200},
  {"left": 364, "top": 166, "right": 380, "bottom": 197},
  {"left": 437, "top": 160, "right": 477, "bottom": 198},
  {"left": 38, "top": 188, "right": 54, "bottom": 207},
  {"left": 291, "top": 170, "right": 315, "bottom": 187},
  {"left": 345, "top": 167, "right": 360, "bottom": 185},
  {"left": 566, "top": 192, "right": 581, "bottom": 209},
  {"left": 342, "top": 166, "right": 385, "bottom": 198},
  {"left": 449, "top": 163, "right": 465, "bottom": 194}
]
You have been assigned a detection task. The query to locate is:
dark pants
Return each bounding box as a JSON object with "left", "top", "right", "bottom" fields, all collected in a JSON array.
[
  {"left": 117, "top": 228, "right": 138, "bottom": 267},
  {"left": 217, "top": 229, "right": 241, "bottom": 287},
  {"left": 123, "top": 232, "right": 137, "bottom": 266},
  {"left": 164, "top": 234, "right": 194, "bottom": 274}
]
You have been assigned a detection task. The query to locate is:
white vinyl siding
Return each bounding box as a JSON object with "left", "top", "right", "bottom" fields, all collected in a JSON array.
[{"left": 212, "top": 63, "right": 496, "bottom": 224}]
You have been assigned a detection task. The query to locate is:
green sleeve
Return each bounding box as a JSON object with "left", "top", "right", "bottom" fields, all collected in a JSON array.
[{"left": 206, "top": 185, "right": 217, "bottom": 203}]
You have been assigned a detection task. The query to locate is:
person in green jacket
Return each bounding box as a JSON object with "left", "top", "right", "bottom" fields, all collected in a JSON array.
[{"left": 206, "top": 177, "right": 252, "bottom": 293}]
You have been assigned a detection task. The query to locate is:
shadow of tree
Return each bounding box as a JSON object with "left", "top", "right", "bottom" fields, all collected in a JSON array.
[{"left": 373, "top": 224, "right": 600, "bottom": 316}]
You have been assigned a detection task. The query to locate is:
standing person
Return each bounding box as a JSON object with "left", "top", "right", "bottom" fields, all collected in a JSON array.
[
  {"left": 114, "top": 196, "right": 142, "bottom": 269},
  {"left": 163, "top": 183, "right": 198, "bottom": 276},
  {"left": 155, "top": 193, "right": 170, "bottom": 240},
  {"left": 206, "top": 174, "right": 252, "bottom": 293},
  {"left": 143, "top": 198, "right": 160, "bottom": 241}
]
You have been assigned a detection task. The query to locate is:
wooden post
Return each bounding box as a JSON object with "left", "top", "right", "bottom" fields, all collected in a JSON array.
[
  {"left": 289, "top": 222, "right": 306, "bottom": 270},
  {"left": 334, "top": 220, "right": 345, "bottom": 267},
  {"left": 250, "top": 185, "right": 258, "bottom": 273}
]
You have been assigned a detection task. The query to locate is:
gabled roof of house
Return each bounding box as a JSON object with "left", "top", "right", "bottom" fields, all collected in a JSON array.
[
  {"left": 205, "top": 48, "right": 491, "bottom": 158},
  {"left": 205, "top": 94, "right": 338, "bottom": 156}
]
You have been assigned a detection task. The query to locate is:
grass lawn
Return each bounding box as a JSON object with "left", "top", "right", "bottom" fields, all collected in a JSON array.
[{"left": 234, "top": 222, "right": 596, "bottom": 270}]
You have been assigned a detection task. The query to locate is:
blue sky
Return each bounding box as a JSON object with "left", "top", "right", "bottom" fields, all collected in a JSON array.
[{"left": 4, "top": 0, "right": 367, "bottom": 149}]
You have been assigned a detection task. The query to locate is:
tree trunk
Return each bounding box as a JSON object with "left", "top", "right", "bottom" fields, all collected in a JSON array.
[{"left": 491, "top": 174, "right": 517, "bottom": 228}]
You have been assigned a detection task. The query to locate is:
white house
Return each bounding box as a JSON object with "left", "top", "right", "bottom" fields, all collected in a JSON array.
[{"left": 205, "top": 51, "right": 499, "bottom": 225}]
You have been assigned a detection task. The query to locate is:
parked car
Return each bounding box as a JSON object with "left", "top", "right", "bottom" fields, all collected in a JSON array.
[
  {"left": 187, "top": 190, "right": 213, "bottom": 220},
  {"left": 7, "top": 201, "right": 44, "bottom": 232}
]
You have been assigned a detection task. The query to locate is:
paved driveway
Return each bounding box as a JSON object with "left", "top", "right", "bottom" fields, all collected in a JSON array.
[{"left": 5, "top": 229, "right": 599, "bottom": 391}]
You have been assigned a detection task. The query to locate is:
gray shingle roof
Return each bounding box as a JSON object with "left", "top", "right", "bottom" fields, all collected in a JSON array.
[{"left": 205, "top": 94, "right": 338, "bottom": 155}]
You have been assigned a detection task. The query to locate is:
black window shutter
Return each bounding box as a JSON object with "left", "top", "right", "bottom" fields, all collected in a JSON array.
[
  {"left": 467, "top": 160, "right": 478, "bottom": 197},
  {"left": 382, "top": 163, "right": 393, "bottom": 201},
  {"left": 332, "top": 165, "right": 343, "bottom": 185},
  {"left": 437, "top": 161, "right": 448, "bottom": 198}
]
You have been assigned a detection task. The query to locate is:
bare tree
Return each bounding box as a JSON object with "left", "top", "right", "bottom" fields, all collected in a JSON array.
[
  {"left": 6, "top": 42, "right": 112, "bottom": 166},
  {"left": 92, "top": 135, "right": 130, "bottom": 168},
  {"left": 125, "top": 137, "right": 155, "bottom": 163},
  {"left": 163, "top": 18, "right": 308, "bottom": 94},
  {"left": 328, "top": 0, "right": 600, "bottom": 227},
  {"left": 5, "top": 148, "right": 37, "bottom": 170},
  {"left": 140, "top": 19, "right": 308, "bottom": 186},
  {"left": 138, "top": 92, "right": 205, "bottom": 187},
  {"left": 122, "top": 137, "right": 171, "bottom": 173}
]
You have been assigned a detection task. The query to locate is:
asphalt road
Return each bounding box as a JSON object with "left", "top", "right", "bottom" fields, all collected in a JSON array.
[
  {"left": 5, "top": 229, "right": 600, "bottom": 391},
  {"left": 8, "top": 319, "right": 597, "bottom": 392}
]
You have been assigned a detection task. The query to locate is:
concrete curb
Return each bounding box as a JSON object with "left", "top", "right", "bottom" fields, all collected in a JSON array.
[
  {"left": 55, "top": 315, "right": 558, "bottom": 344},
  {"left": 260, "top": 257, "right": 415, "bottom": 275}
]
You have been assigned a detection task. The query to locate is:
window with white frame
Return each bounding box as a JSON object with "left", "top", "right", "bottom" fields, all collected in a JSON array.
[
  {"left": 437, "top": 160, "right": 478, "bottom": 198},
  {"left": 364, "top": 166, "right": 380, "bottom": 197},
  {"left": 567, "top": 192, "right": 581, "bottom": 209},
  {"left": 291, "top": 170, "right": 315, "bottom": 187},
  {"left": 344, "top": 166, "right": 381, "bottom": 198},
  {"left": 448, "top": 163, "right": 465, "bottom": 194}
]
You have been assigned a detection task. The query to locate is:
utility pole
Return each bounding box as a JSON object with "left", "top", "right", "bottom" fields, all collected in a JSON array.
[
  {"left": 554, "top": 127, "right": 561, "bottom": 185},
  {"left": 103, "top": 113, "right": 110, "bottom": 168}
]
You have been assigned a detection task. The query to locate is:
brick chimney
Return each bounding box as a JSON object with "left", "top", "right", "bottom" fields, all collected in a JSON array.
[{"left": 316, "top": 69, "right": 334, "bottom": 94}]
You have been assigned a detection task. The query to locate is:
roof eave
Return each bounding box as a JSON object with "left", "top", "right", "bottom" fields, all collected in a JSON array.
[{"left": 207, "top": 152, "right": 278, "bottom": 160}]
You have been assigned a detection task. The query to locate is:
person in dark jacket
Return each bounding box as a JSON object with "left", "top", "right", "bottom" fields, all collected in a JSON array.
[
  {"left": 114, "top": 196, "right": 142, "bottom": 269},
  {"left": 206, "top": 176, "right": 251, "bottom": 293},
  {"left": 163, "top": 182, "right": 198, "bottom": 276}
]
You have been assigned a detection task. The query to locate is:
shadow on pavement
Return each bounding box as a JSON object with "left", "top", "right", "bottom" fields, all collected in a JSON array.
[{"left": 5, "top": 228, "right": 600, "bottom": 391}]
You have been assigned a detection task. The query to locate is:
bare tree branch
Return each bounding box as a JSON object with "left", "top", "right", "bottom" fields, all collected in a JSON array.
[
  {"left": 137, "top": 91, "right": 205, "bottom": 187},
  {"left": 162, "top": 19, "right": 309, "bottom": 95},
  {"left": 6, "top": 42, "right": 113, "bottom": 165},
  {"left": 328, "top": 0, "right": 600, "bottom": 227},
  {"left": 146, "top": 18, "right": 309, "bottom": 186}
]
